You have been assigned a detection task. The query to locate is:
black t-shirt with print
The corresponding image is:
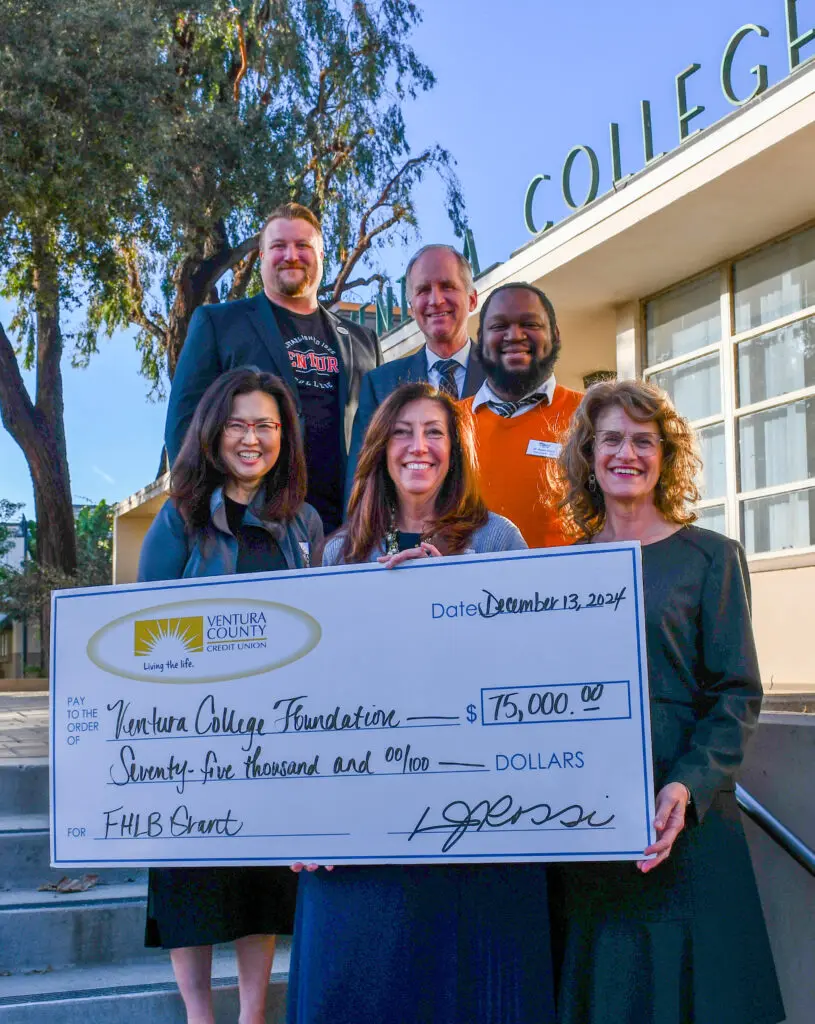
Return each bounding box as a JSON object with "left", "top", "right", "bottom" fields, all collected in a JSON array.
[{"left": 268, "top": 299, "right": 343, "bottom": 532}]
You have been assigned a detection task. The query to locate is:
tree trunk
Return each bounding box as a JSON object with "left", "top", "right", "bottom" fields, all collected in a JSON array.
[
  {"left": 31, "top": 234, "right": 77, "bottom": 575},
  {"left": 165, "top": 248, "right": 221, "bottom": 382},
  {"left": 0, "top": 231, "right": 78, "bottom": 676},
  {"left": 0, "top": 242, "right": 77, "bottom": 576}
]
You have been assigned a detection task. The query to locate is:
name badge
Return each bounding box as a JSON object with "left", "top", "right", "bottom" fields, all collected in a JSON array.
[{"left": 526, "top": 440, "right": 562, "bottom": 459}]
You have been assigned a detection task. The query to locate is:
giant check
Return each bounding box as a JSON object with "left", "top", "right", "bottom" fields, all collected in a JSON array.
[{"left": 50, "top": 543, "right": 655, "bottom": 867}]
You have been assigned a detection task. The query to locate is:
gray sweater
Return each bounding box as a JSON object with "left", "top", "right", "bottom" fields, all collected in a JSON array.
[{"left": 322, "top": 511, "right": 527, "bottom": 566}]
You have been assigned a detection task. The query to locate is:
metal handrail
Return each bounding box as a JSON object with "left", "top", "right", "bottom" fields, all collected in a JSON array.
[{"left": 736, "top": 783, "right": 815, "bottom": 878}]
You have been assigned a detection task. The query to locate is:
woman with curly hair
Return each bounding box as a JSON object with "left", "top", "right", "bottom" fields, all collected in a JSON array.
[
  {"left": 552, "top": 379, "right": 783, "bottom": 1024},
  {"left": 286, "top": 382, "right": 558, "bottom": 1024}
]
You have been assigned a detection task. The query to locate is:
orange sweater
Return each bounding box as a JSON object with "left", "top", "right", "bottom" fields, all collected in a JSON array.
[{"left": 461, "top": 385, "right": 583, "bottom": 549}]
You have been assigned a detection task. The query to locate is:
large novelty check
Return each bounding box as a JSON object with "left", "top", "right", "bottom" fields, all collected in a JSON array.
[{"left": 50, "top": 543, "right": 655, "bottom": 867}]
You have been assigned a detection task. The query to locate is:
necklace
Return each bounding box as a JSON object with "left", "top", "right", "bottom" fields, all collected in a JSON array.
[{"left": 384, "top": 507, "right": 427, "bottom": 555}]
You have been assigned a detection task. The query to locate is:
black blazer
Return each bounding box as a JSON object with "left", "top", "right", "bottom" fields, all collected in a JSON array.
[
  {"left": 345, "top": 343, "right": 484, "bottom": 501},
  {"left": 164, "top": 293, "right": 382, "bottom": 467}
]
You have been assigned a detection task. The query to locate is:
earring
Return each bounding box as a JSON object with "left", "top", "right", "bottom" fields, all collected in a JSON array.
[{"left": 588, "top": 472, "right": 597, "bottom": 493}]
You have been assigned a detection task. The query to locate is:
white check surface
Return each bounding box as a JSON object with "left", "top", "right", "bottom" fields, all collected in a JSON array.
[{"left": 50, "top": 544, "right": 655, "bottom": 866}]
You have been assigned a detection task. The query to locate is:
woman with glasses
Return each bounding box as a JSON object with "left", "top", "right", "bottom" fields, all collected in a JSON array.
[
  {"left": 551, "top": 379, "right": 783, "bottom": 1024},
  {"left": 139, "top": 367, "right": 322, "bottom": 1024},
  {"left": 285, "top": 382, "right": 557, "bottom": 1024}
]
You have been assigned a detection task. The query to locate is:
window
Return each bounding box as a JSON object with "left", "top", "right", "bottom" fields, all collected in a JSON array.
[
  {"left": 0, "top": 631, "right": 10, "bottom": 660},
  {"left": 643, "top": 225, "right": 815, "bottom": 557}
]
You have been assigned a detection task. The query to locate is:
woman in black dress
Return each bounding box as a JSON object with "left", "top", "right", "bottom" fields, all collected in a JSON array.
[
  {"left": 139, "top": 367, "right": 322, "bottom": 1024},
  {"left": 553, "top": 379, "right": 784, "bottom": 1024}
]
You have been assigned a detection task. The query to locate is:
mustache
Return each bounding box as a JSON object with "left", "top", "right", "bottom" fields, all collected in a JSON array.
[{"left": 474, "top": 337, "right": 561, "bottom": 399}]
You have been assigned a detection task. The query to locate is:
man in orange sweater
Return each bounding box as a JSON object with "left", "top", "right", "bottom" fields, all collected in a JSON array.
[{"left": 460, "top": 283, "right": 582, "bottom": 549}]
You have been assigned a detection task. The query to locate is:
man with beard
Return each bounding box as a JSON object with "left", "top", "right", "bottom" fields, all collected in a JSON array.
[
  {"left": 461, "top": 283, "right": 582, "bottom": 548},
  {"left": 165, "top": 203, "right": 381, "bottom": 534}
]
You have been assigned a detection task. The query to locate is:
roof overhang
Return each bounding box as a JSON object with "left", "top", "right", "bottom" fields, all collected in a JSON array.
[{"left": 382, "top": 61, "right": 815, "bottom": 359}]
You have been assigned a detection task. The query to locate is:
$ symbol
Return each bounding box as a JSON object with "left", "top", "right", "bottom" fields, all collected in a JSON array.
[{"left": 466, "top": 704, "right": 477, "bottom": 724}]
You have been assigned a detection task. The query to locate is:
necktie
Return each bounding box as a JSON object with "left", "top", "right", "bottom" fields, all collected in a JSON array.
[
  {"left": 487, "top": 391, "right": 549, "bottom": 418},
  {"left": 433, "top": 359, "right": 460, "bottom": 399}
]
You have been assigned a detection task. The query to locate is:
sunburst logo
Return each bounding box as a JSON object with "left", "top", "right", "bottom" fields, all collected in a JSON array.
[{"left": 134, "top": 616, "right": 204, "bottom": 657}]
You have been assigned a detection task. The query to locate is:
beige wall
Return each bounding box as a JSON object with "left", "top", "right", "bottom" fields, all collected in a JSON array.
[
  {"left": 113, "top": 515, "right": 154, "bottom": 585},
  {"left": 554, "top": 308, "right": 617, "bottom": 392},
  {"left": 751, "top": 565, "right": 815, "bottom": 693}
]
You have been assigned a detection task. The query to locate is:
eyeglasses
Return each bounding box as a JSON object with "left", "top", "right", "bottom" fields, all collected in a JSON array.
[
  {"left": 594, "top": 431, "right": 663, "bottom": 454},
  {"left": 224, "top": 419, "right": 282, "bottom": 439}
]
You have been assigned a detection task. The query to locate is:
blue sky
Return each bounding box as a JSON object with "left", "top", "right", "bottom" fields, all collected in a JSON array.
[{"left": 2, "top": 0, "right": 811, "bottom": 514}]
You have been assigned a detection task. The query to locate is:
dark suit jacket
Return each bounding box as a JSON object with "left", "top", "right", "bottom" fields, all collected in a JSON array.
[
  {"left": 164, "top": 294, "right": 382, "bottom": 468},
  {"left": 345, "top": 343, "right": 484, "bottom": 500}
]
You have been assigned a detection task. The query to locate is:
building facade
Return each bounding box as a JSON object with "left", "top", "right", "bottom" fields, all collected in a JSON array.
[{"left": 376, "top": 58, "right": 815, "bottom": 694}]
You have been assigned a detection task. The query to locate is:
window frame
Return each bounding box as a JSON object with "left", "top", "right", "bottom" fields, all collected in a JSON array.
[{"left": 640, "top": 222, "right": 815, "bottom": 562}]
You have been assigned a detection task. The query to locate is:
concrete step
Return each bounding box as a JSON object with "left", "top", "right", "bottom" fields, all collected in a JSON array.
[
  {"left": 0, "top": 882, "right": 160, "bottom": 972},
  {"left": 0, "top": 941, "right": 290, "bottom": 1022},
  {"left": 0, "top": 814, "right": 146, "bottom": 891},
  {"left": 0, "top": 762, "right": 48, "bottom": 817}
]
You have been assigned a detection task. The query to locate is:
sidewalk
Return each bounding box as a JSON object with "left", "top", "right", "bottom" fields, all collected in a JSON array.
[{"left": 0, "top": 692, "right": 48, "bottom": 759}]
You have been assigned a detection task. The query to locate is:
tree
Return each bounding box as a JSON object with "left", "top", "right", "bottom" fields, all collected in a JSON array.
[
  {"left": 0, "top": 0, "right": 179, "bottom": 575},
  {"left": 84, "top": 0, "right": 465, "bottom": 396},
  {"left": 0, "top": 500, "right": 113, "bottom": 645}
]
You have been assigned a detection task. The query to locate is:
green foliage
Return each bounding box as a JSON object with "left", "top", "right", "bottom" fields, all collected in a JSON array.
[
  {"left": 74, "top": 500, "right": 114, "bottom": 587},
  {"left": 76, "top": 0, "right": 466, "bottom": 395},
  {"left": 0, "top": 0, "right": 180, "bottom": 355},
  {"left": 0, "top": 500, "right": 113, "bottom": 621}
]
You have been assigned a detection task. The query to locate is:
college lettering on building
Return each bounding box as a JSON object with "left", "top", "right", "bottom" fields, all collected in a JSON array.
[{"left": 524, "top": 0, "right": 815, "bottom": 234}]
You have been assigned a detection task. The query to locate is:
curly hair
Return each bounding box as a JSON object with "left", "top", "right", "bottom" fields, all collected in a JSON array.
[
  {"left": 170, "top": 367, "right": 307, "bottom": 532},
  {"left": 340, "top": 382, "right": 488, "bottom": 563},
  {"left": 559, "top": 379, "right": 702, "bottom": 538}
]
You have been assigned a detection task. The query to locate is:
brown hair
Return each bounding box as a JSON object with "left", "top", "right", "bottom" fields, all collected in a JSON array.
[
  {"left": 260, "top": 202, "right": 322, "bottom": 245},
  {"left": 170, "top": 367, "right": 307, "bottom": 532},
  {"left": 341, "top": 382, "right": 489, "bottom": 562},
  {"left": 559, "top": 378, "right": 702, "bottom": 538}
]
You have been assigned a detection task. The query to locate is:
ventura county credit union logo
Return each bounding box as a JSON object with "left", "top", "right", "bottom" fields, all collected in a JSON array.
[
  {"left": 88, "top": 598, "right": 320, "bottom": 684},
  {"left": 134, "top": 616, "right": 204, "bottom": 657}
]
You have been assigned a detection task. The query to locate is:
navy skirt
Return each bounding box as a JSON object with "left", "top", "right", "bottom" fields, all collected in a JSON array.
[{"left": 286, "top": 863, "right": 556, "bottom": 1024}]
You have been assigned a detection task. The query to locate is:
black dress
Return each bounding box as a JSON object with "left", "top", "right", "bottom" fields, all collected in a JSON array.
[
  {"left": 145, "top": 497, "right": 298, "bottom": 949},
  {"left": 550, "top": 527, "right": 784, "bottom": 1024}
]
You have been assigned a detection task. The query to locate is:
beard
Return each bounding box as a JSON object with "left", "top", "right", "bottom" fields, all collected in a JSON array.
[
  {"left": 272, "top": 263, "right": 316, "bottom": 297},
  {"left": 476, "top": 337, "right": 561, "bottom": 400}
]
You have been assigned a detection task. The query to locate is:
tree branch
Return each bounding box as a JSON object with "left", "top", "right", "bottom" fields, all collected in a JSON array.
[
  {"left": 193, "top": 231, "right": 260, "bottom": 300},
  {"left": 228, "top": 249, "right": 259, "bottom": 300},
  {"left": 319, "top": 272, "right": 385, "bottom": 301},
  {"left": 329, "top": 210, "right": 404, "bottom": 302},
  {"left": 320, "top": 127, "right": 375, "bottom": 198},
  {"left": 122, "top": 247, "right": 167, "bottom": 342},
  {"left": 233, "top": 19, "right": 248, "bottom": 101},
  {"left": 0, "top": 319, "right": 38, "bottom": 456},
  {"left": 358, "top": 153, "right": 427, "bottom": 240}
]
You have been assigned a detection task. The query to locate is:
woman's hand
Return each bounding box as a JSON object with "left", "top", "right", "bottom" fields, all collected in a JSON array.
[
  {"left": 637, "top": 782, "right": 690, "bottom": 874},
  {"left": 290, "top": 862, "right": 335, "bottom": 873},
  {"left": 377, "top": 541, "right": 442, "bottom": 569}
]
